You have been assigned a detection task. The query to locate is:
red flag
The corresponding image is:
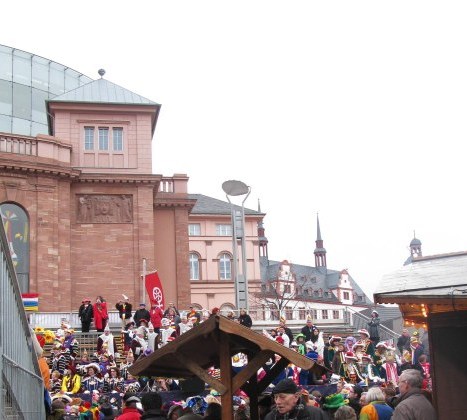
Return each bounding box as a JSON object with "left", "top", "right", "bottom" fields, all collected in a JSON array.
[{"left": 144, "top": 271, "right": 165, "bottom": 309}]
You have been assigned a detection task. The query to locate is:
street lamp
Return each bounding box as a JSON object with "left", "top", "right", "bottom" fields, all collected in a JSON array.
[{"left": 222, "top": 180, "right": 251, "bottom": 311}]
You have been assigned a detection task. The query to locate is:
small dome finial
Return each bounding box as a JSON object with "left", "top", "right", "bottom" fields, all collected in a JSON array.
[{"left": 98, "top": 69, "right": 106, "bottom": 78}]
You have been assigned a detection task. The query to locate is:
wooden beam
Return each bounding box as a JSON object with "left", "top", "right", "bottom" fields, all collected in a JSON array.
[
  {"left": 257, "top": 357, "right": 289, "bottom": 394},
  {"left": 232, "top": 350, "right": 273, "bottom": 392},
  {"left": 219, "top": 332, "right": 234, "bottom": 419},
  {"left": 174, "top": 353, "right": 227, "bottom": 395}
]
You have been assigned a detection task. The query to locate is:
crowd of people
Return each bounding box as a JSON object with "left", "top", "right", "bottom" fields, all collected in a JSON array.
[{"left": 34, "top": 299, "right": 436, "bottom": 419}]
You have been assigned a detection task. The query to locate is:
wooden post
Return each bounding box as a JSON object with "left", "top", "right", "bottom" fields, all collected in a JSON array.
[{"left": 219, "top": 331, "right": 234, "bottom": 419}]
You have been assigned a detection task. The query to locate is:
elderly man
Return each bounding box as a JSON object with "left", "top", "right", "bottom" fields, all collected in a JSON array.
[
  {"left": 397, "top": 328, "right": 411, "bottom": 355},
  {"left": 300, "top": 316, "right": 317, "bottom": 342},
  {"left": 265, "top": 378, "right": 325, "bottom": 419},
  {"left": 393, "top": 369, "right": 437, "bottom": 420}
]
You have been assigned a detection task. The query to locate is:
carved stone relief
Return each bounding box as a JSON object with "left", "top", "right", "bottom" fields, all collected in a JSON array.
[{"left": 77, "top": 194, "right": 133, "bottom": 224}]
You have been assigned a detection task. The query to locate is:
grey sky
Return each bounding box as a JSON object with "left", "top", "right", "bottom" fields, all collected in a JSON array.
[{"left": 3, "top": 1, "right": 467, "bottom": 298}]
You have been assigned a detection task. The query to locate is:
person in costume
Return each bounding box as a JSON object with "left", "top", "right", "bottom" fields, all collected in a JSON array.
[
  {"left": 159, "top": 318, "right": 178, "bottom": 347},
  {"left": 360, "top": 353, "right": 384, "bottom": 385},
  {"left": 373, "top": 341, "right": 388, "bottom": 377},
  {"left": 61, "top": 365, "right": 82, "bottom": 394},
  {"left": 325, "top": 336, "right": 342, "bottom": 369},
  {"left": 344, "top": 336, "right": 356, "bottom": 353},
  {"left": 102, "top": 366, "right": 124, "bottom": 394},
  {"left": 295, "top": 333, "right": 307, "bottom": 356},
  {"left": 130, "top": 326, "right": 148, "bottom": 360},
  {"left": 119, "top": 349, "right": 134, "bottom": 380},
  {"left": 177, "top": 313, "right": 193, "bottom": 335},
  {"left": 356, "top": 329, "right": 375, "bottom": 358},
  {"left": 397, "top": 328, "right": 411, "bottom": 356},
  {"left": 78, "top": 298, "right": 93, "bottom": 333},
  {"left": 97, "top": 324, "right": 118, "bottom": 359},
  {"left": 51, "top": 343, "right": 68, "bottom": 375},
  {"left": 381, "top": 348, "right": 400, "bottom": 385},
  {"left": 278, "top": 318, "right": 294, "bottom": 344},
  {"left": 81, "top": 364, "right": 103, "bottom": 392},
  {"left": 410, "top": 335, "right": 425, "bottom": 370},
  {"left": 147, "top": 322, "right": 159, "bottom": 351},
  {"left": 49, "top": 370, "right": 62, "bottom": 395},
  {"left": 342, "top": 351, "right": 364, "bottom": 384},
  {"left": 418, "top": 354, "right": 432, "bottom": 390},
  {"left": 115, "top": 294, "right": 133, "bottom": 330},
  {"left": 63, "top": 328, "right": 79, "bottom": 359},
  {"left": 123, "top": 372, "right": 141, "bottom": 393},
  {"left": 92, "top": 295, "right": 108, "bottom": 332},
  {"left": 332, "top": 341, "right": 347, "bottom": 377}
]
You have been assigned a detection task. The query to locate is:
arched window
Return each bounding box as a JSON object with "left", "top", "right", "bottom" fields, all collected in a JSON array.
[
  {"left": 219, "top": 252, "right": 231, "bottom": 280},
  {"left": 0, "top": 203, "right": 30, "bottom": 292},
  {"left": 189, "top": 252, "right": 200, "bottom": 280}
]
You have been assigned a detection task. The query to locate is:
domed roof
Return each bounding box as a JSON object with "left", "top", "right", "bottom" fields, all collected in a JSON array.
[{"left": 410, "top": 237, "right": 422, "bottom": 246}]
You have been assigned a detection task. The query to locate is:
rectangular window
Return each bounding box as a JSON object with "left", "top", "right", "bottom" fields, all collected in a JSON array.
[
  {"left": 322, "top": 310, "right": 328, "bottom": 319},
  {"left": 84, "top": 127, "right": 94, "bottom": 150},
  {"left": 113, "top": 127, "right": 123, "bottom": 151},
  {"left": 299, "top": 308, "right": 306, "bottom": 320},
  {"left": 284, "top": 284, "right": 291, "bottom": 293},
  {"left": 216, "top": 224, "right": 232, "bottom": 236},
  {"left": 312, "top": 309, "right": 318, "bottom": 319},
  {"left": 188, "top": 224, "right": 201, "bottom": 236},
  {"left": 98, "top": 127, "right": 109, "bottom": 150},
  {"left": 333, "top": 310, "right": 340, "bottom": 319},
  {"left": 285, "top": 307, "right": 293, "bottom": 320},
  {"left": 343, "top": 291, "right": 350, "bottom": 300}
]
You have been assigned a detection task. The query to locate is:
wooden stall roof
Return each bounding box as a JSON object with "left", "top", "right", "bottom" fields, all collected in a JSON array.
[
  {"left": 374, "top": 252, "right": 467, "bottom": 322},
  {"left": 129, "top": 314, "right": 315, "bottom": 378}
]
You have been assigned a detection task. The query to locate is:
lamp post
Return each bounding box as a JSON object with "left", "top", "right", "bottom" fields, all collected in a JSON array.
[{"left": 222, "top": 180, "right": 251, "bottom": 311}]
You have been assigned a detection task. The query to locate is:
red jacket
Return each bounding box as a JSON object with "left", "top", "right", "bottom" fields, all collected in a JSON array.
[
  {"left": 117, "top": 406, "right": 141, "bottom": 419},
  {"left": 150, "top": 307, "right": 164, "bottom": 328}
]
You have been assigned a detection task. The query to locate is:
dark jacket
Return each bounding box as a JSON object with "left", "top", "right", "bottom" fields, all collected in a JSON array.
[
  {"left": 134, "top": 308, "right": 151, "bottom": 326},
  {"left": 78, "top": 304, "right": 93, "bottom": 323},
  {"left": 264, "top": 402, "right": 326, "bottom": 419},
  {"left": 392, "top": 388, "right": 437, "bottom": 420},
  {"left": 140, "top": 409, "right": 165, "bottom": 419},
  {"left": 367, "top": 316, "right": 381, "bottom": 340},
  {"left": 116, "top": 302, "right": 133, "bottom": 320},
  {"left": 300, "top": 325, "right": 316, "bottom": 342},
  {"left": 238, "top": 313, "right": 252, "bottom": 328},
  {"left": 397, "top": 335, "right": 411, "bottom": 355}
]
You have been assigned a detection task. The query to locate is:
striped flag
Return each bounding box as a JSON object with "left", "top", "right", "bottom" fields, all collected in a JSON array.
[{"left": 21, "top": 293, "right": 39, "bottom": 311}]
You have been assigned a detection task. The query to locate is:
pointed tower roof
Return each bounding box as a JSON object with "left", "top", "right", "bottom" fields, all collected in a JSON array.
[{"left": 314, "top": 214, "right": 327, "bottom": 268}]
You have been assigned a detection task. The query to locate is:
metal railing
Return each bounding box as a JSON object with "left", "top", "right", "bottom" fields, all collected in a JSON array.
[
  {"left": 0, "top": 220, "right": 45, "bottom": 419},
  {"left": 343, "top": 306, "right": 399, "bottom": 345}
]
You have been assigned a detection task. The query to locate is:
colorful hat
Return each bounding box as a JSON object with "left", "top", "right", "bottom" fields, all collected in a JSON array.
[
  {"left": 323, "top": 393, "right": 349, "bottom": 409},
  {"left": 161, "top": 318, "right": 170, "bottom": 327},
  {"left": 122, "top": 294, "right": 129, "bottom": 300},
  {"left": 361, "top": 353, "right": 372, "bottom": 361},
  {"left": 345, "top": 351, "right": 357, "bottom": 360},
  {"left": 358, "top": 329, "right": 370, "bottom": 337},
  {"left": 83, "top": 298, "right": 91, "bottom": 303},
  {"left": 352, "top": 342, "right": 364, "bottom": 351},
  {"left": 376, "top": 341, "right": 388, "bottom": 348},
  {"left": 410, "top": 336, "right": 419, "bottom": 343},
  {"left": 86, "top": 363, "right": 100, "bottom": 373},
  {"left": 329, "top": 336, "right": 342, "bottom": 345}
]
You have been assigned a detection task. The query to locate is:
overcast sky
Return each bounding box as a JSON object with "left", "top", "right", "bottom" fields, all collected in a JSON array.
[{"left": 3, "top": 1, "right": 467, "bottom": 299}]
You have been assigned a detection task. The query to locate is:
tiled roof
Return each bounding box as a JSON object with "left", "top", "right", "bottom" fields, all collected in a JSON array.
[
  {"left": 188, "top": 194, "right": 263, "bottom": 216},
  {"left": 48, "top": 78, "right": 159, "bottom": 106},
  {"left": 261, "top": 259, "right": 372, "bottom": 304}
]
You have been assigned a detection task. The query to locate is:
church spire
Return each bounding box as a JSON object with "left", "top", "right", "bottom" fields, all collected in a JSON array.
[
  {"left": 410, "top": 231, "right": 422, "bottom": 258},
  {"left": 314, "top": 214, "right": 327, "bottom": 268},
  {"left": 257, "top": 199, "right": 268, "bottom": 259}
]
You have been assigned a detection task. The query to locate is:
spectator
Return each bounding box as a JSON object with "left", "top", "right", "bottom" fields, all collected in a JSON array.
[
  {"left": 396, "top": 329, "right": 411, "bottom": 355},
  {"left": 149, "top": 303, "right": 164, "bottom": 333},
  {"left": 78, "top": 298, "right": 93, "bottom": 332},
  {"left": 238, "top": 308, "right": 252, "bottom": 328},
  {"left": 278, "top": 318, "right": 294, "bottom": 344},
  {"left": 393, "top": 369, "right": 436, "bottom": 420},
  {"left": 264, "top": 378, "right": 325, "bottom": 419},
  {"left": 164, "top": 301, "right": 180, "bottom": 317},
  {"left": 93, "top": 296, "right": 109, "bottom": 332},
  {"left": 119, "top": 394, "right": 143, "bottom": 419},
  {"left": 334, "top": 405, "right": 357, "bottom": 420},
  {"left": 116, "top": 295, "right": 133, "bottom": 330},
  {"left": 367, "top": 310, "right": 381, "bottom": 345},
  {"left": 134, "top": 303, "right": 151, "bottom": 327},
  {"left": 203, "top": 402, "right": 222, "bottom": 420},
  {"left": 140, "top": 392, "right": 165, "bottom": 419},
  {"left": 187, "top": 305, "right": 201, "bottom": 324},
  {"left": 300, "top": 317, "right": 317, "bottom": 342},
  {"left": 358, "top": 386, "right": 393, "bottom": 419}
]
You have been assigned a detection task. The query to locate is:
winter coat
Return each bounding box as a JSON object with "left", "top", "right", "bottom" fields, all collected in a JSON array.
[
  {"left": 116, "top": 406, "right": 142, "bottom": 420},
  {"left": 367, "top": 317, "right": 381, "bottom": 339},
  {"left": 264, "top": 402, "right": 326, "bottom": 419},
  {"left": 392, "top": 388, "right": 437, "bottom": 420},
  {"left": 238, "top": 313, "right": 252, "bottom": 328},
  {"left": 140, "top": 409, "right": 165, "bottom": 419},
  {"left": 134, "top": 308, "right": 151, "bottom": 326},
  {"left": 79, "top": 304, "right": 93, "bottom": 323}
]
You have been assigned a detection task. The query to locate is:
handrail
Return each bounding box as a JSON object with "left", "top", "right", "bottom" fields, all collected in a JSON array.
[
  {"left": 344, "top": 306, "right": 400, "bottom": 344},
  {"left": 0, "top": 219, "right": 45, "bottom": 419}
]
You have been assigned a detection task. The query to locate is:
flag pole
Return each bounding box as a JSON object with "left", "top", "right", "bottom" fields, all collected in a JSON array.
[{"left": 142, "top": 258, "right": 147, "bottom": 307}]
